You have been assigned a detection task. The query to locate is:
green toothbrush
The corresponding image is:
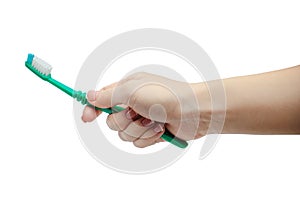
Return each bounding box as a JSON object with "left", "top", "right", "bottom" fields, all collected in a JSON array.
[{"left": 25, "top": 54, "right": 188, "bottom": 148}]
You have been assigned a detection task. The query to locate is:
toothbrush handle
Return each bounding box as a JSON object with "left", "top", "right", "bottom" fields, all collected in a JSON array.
[
  {"left": 160, "top": 129, "right": 188, "bottom": 148},
  {"left": 93, "top": 105, "right": 188, "bottom": 148}
]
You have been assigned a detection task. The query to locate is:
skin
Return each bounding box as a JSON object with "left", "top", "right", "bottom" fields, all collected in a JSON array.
[{"left": 82, "top": 66, "right": 300, "bottom": 148}]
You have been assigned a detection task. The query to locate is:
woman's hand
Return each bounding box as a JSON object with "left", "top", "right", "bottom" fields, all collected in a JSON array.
[{"left": 81, "top": 72, "right": 206, "bottom": 148}]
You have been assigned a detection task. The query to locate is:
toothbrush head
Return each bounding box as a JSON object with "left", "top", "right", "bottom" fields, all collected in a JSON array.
[{"left": 25, "top": 54, "right": 52, "bottom": 80}]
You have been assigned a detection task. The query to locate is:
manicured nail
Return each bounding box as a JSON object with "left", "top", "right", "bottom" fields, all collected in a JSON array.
[
  {"left": 141, "top": 118, "right": 154, "bottom": 127},
  {"left": 87, "top": 90, "right": 96, "bottom": 101},
  {"left": 153, "top": 124, "right": 164, "bottom": 133},
  {"left": 125, "top": 108, "right": 137, "bottom": 120}
]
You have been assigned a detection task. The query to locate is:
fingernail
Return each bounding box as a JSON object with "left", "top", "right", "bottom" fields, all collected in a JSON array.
[
  {"left": 125, "top": 108, "right": 137, "bottom": 120},
  {"left": 141, "top": 118, "right": 154, "bottom": 127},
  {"left": 87, "top": 90, "right": 97, "bottom": 101},
  {"left": 153, "top": 124, "right": 164, "bottom": 133}
]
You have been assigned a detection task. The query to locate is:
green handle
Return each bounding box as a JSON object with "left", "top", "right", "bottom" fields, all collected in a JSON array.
[{"left": 160, "top": 129, "right": 188, "bottom": 148}]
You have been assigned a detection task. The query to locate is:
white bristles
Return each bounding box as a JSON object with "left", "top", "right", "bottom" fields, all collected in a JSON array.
[{"left": 32, "top": 56, "right": 52, "bottom": 75}]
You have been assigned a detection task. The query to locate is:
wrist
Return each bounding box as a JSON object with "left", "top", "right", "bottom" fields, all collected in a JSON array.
[
  {"left": 190, "top": 82, "right": 213, "bottom": 137},
  {"left": 191, "top": 81, "right": 227, "bottom": 136}
]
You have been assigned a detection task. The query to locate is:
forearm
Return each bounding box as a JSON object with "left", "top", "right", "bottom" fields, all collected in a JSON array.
[{"left": 194, "top": 66, "right": 300, "bottom": 134}]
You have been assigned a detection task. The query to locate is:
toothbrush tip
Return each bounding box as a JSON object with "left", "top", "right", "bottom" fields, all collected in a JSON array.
[{"left": 27, "top": 54, "right": 34, "bottom": 64}]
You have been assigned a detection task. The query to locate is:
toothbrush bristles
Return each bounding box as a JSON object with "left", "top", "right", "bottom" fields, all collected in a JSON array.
[{"left": 31, "top": 56, "right": 52, "bottom": 75}]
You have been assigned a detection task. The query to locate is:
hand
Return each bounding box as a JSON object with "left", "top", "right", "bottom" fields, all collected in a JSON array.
[{"left": 81, "top": 72, "right": 206, "bottom": 148}]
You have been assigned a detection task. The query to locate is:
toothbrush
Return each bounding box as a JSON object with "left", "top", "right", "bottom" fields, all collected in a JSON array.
[{"left": 25, "top": 54, "right": 188, "bottom": 148}]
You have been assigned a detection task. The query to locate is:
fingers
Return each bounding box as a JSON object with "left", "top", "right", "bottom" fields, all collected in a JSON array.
[
  {"left": 106, "top": 107, "right": 166, "bottom": 147},
  {"left": 118, "top": 117, "right": 155, "bottom": 141},
  {"left": 106, "top": 107, "right": 140, "bottom": 131},
  {"left": 119, "top": 121, "right": 165, "bottom": 148},
  {"left": 81, "top": 106, "right": 102, "bottom": 122},
  {"left": 86, "top": 81, "right": 130, "bottom": 108},
  {"left": 133, "top": 124, "right": 165, "bottom": 148},
  {"left": 81, "top": 104, "right": 167, "bottom": 147},
  {"left": 82, "top": 81, "right": 128, "bottom": 122},
  {"left": 86, "top": 73, "right": 149, "bottom": 110}
]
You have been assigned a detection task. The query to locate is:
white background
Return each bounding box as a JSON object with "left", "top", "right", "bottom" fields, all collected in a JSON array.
[{"left": 0, "top": 0, "right": 299, "bottom": 199}]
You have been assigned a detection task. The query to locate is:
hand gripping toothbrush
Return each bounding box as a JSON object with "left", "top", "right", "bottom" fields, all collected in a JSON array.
[{"left": 25, "top": 54, "right": 188, "bottom": 148}]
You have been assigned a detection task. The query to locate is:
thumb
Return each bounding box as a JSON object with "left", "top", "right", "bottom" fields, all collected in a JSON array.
[{"left": 87, "top": 82, "right": 128, "bottom": 108}]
